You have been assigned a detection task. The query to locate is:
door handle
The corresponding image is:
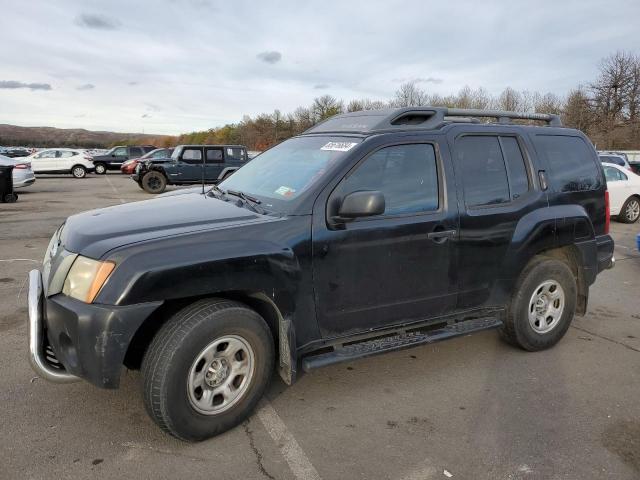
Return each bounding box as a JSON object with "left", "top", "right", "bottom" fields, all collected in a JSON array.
[{"left": 427, "top": 229, "right": 456, "bottom": 243}]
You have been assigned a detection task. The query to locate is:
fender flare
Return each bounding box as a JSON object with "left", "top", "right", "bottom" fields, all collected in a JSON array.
[{"left": 217, "top": 167, "right": 238, "bottom": 181}]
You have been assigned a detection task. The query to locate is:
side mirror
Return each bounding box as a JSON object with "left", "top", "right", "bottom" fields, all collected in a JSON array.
[{"left": 337, "top": 190, "right": 385, "bottom": 220}]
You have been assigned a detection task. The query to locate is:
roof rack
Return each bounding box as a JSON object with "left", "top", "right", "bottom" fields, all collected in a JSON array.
[{"left": 304, "top": 107, "right": 562, "bottom": 135}]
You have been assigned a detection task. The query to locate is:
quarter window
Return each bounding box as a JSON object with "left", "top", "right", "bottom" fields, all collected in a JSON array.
[
  {"left": 334, "top": 143, "right": 439, "bottom": 216},
  {"left": 533, "top": 135, "right": 601, "bottom": 192}
]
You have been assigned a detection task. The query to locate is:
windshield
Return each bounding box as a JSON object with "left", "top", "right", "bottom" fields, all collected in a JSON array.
[{"left": 219, "top": 136, "right": 362, "bottom": 211}]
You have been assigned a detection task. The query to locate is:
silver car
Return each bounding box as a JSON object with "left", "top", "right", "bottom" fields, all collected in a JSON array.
[{"left": 0, "top": 154, "right": 36, "bottom": 188}]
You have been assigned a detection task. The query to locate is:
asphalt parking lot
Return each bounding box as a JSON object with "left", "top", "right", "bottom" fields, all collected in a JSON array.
[{"left": 1, "top": 174, "right": 639, "bottom": 480}]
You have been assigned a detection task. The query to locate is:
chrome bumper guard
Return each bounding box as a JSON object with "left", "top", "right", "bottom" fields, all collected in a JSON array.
[{"left": 28, "top": 269, "right": 78, "bottom": 383}]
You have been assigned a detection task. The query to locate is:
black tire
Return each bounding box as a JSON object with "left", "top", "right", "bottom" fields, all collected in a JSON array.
[
  {"left": 94, "top": 162, "right": 107, "bottom": 175},
  {"left": 3, "top": 193, "right": 17, "bottom": 203},
  {"left": 71, "top": 165, "right": 86, "bottom": 178},
  {"left": 141, "top": 298, "right": 275, "bottom": 441},
  {"left": 500, "top": 257, "right": 577, "bottom": 351},
  {"left": 141, "top": 171, "right": 167, "bottom": 194},
  {"left": 619, "top": 196, "right": 640, "bottom": 223}
]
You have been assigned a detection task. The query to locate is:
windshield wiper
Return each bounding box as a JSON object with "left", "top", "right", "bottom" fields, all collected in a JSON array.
[
  {"left": 226, "top": 189, "right": 266, "bottom": 214},
  {"left": 209, "top": 184, "right": 227, "bottom": 199}
]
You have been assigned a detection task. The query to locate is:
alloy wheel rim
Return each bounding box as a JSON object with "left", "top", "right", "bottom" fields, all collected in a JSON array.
[
  {"left": 528, "top": 280, "right": 565, "bottom": 334},
  {"left": 73, "top": 167, "right": 83, "bottom": 177},
  {"left": 626, "top": 199, "right": 640, "bottom": 221},
  {"left": 187, "top": 335, "right": 255, "bottom": 415}
]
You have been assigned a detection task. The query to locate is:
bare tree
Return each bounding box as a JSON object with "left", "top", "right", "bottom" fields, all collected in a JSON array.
[{"left": 392, "top": 81, "right": 428, "bottom": 107}]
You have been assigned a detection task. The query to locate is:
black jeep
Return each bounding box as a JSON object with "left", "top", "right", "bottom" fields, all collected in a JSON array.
[
  {"left": 133, "top": 144, "right": 249, "bottom": 194},
  {"left": 27, "top": 107, "right": 614, "bottom": 441},
  {"left": 91, "top": 145, "right": 157, "bottom": 174}
]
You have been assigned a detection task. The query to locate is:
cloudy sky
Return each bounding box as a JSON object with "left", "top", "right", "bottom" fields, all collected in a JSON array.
[{"left": 0, "top": 0, "right": 638, "bottom": 135}]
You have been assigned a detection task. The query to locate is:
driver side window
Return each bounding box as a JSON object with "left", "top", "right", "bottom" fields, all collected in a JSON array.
[
  {"left": 333, "top": 143, "right": 439, "bottom": 216},
  {"left": 113, "top": 147, "right": 128, "bottom": 157}
]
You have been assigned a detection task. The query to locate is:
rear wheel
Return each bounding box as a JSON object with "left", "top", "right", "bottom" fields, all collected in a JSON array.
[
  {"left": 94, "top": 162, "right": 107, "bottom": 175},
  {"left": 141, "top": 171, "right": 167, "bottom": 194},
  {"left": 71, "top": 165, "right": 86, "bottom": 178},
  {"left": 141, "top": 299, "right": 274, "bottom": 441},
  {"left": 620, "top": 196, "right": 640, "bottom": 223},
  {"left": 501, "top": 257, "right": 576, "bottom": 351}
]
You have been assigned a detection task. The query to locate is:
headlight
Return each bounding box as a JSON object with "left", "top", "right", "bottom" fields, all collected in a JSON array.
[{"left": 62, "top": 256, "right": 115, "bottom": 303}]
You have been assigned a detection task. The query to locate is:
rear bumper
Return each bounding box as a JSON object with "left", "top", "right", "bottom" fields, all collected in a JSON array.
[
  {"left": 27, "top": 269, "right": 162, "bottom": 388},
  {"left": 14, "top": 176, "right": 36, "bottom": 188},
  {"left": 596, "top": 234, "right": 615, "bottom": 273}
]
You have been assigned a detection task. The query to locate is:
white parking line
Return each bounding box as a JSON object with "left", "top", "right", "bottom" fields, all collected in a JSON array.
[
  {"left": 256, "top": 400, "right": 322, "bottom": 480},
  {"left": 105, "top": 174, "right": 126, "bottom": 204}
]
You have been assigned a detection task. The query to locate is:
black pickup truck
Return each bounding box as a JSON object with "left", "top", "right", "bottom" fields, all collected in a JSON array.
[
  {"left": 28, "top": 107, "right": 614, "bottom": 441},
  {"left": 132, "top": 144, "right": 249, "bottom": 193},
  {"left": 91, "top": 145, "right": 156, "bottom": 174}
]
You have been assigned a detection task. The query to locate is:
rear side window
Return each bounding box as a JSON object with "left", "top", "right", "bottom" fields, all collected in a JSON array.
[
  {"left": 456, "top": 136, "right": 510, "bottom": 206},
  {"left": 534, "top": 135, "right": 601, "bottom": 192},
  {"left": 335, "top": 143, "right": 439, "bottom": 215},
  {"left": 604, "top": 166, "right": 627, "bottom": 182},
  {"left": 205, "top": 148, "right": 223, "bottom": 163},
  {"left": 129, "top": 147, "right": 143, "bottom": 158}
]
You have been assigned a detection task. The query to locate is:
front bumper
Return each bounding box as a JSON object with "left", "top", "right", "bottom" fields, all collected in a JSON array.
[{"left": 28, "top": 269, "right": 161, "bottom": 388}]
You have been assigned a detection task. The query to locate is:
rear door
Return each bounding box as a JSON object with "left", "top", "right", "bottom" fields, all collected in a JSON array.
[
  {"left": 603, "top": 165, "right": 629, "bottom": 214},
  {"left": 204, "top": 147, "right": 224, "bottom": 180},
  {"left": 57, "top": 150, "right": 77, "bottom": 170},
  {"left": 449, "top": 128, "right": 548, "bottom": 309}
]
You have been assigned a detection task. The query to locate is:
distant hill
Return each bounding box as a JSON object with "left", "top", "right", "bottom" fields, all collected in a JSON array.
[{"left": 0, "top": 124, "right": 175, "bottom": 148}]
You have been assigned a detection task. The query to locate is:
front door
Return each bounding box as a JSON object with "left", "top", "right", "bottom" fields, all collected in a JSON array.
[
  {"left": 312, "top": 140, "right": 459, "bottom": 338},
  {"left": 177, "top": 147, "right": 204, "bottom": 183},
  {"left": 32, "top": 149, "right": 58, "bottom": 172}
]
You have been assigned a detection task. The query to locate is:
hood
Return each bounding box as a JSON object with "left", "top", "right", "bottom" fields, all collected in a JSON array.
[{"left": 62, "top": 192, "right": 268, "bottom": 259}]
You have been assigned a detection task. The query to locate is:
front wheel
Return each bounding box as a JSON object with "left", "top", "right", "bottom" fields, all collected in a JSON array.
[
  {"left": 71, "top": 165, "right": 86, "bottom": 178},
  {"left": 620, "top": 196, "right": 640, "bottom": 223},
  {"left": 141, "top": 171, "right": 167, "bottom": 194},
  {"left": 500, "top": 257, "right": 577, "bottom": 351},
  {"left": 141, "top": 299, "right": 274, "bottom": 441},
  {"left": 94, "top": 163, "right": 107, "bottom": 175}
]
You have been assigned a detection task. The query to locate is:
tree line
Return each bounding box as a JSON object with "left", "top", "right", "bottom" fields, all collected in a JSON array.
[{"left": 174, "top": 51, "right": 640, "bottom": 151}]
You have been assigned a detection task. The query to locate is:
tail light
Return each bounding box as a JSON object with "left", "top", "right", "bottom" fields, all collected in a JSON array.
[
  {"left": 84, "top": 155, "right": 93, "bottom": 161},
  {"left": 604, "top": 190, "right": 610, "bottom": 234},
  {"left": 14, "top": 163, "right": 29, "bottom": 169}
]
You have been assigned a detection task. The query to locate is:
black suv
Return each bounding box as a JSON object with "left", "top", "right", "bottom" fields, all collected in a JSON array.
[
  {"left": 133, "top": 144, "right": 249, "bottom": 194},
  {"left": 91, "top": 145, "right": 156, "bottom": 174},
  {"left": 27, "top": 107, "right": 614, "bottom": 441}
]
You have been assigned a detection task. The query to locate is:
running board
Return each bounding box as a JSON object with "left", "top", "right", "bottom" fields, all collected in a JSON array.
[{"left": 301, "top": 316, "right": 502, "bottom": 372}]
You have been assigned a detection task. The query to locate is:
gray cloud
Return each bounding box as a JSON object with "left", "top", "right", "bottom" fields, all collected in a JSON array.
[
  {"left": 141, "top": 114, "right": 151, "bottom": 118},
  {"left": 257, "top": 51, "right": 282, "bottom": 64},
  {"left": 75, "top": 14, "right": 120, "bottom": 30},
  {"left": 314, "top": 83, "right": 330, "bottom": 89},
  {"left": 0, "top": 80, "right": 52, "bottom": 91},
  {"left": 393, "top": 77, "right": 443, "bottom": 85},
  {"left": 128, "top": 81, "right": 139, "bottom": 86},
  {"left": 76, "top": 83, "right": 95, "bottom": 90}
]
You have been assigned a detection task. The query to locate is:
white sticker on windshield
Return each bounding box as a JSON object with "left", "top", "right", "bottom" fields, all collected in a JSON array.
[
  {"left": 320, "top": 142, "right": 358, "bottom": 152},
  {"left": 274, "top": 186, "right": 296, "bottom": 197}
]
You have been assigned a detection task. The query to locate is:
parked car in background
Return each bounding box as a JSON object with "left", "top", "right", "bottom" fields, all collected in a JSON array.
[
  {"left": 120, "top": 148, "right": 174, "bottom": 175},
  {"left": 599, "top": 153, "right": 632, "bottom": 171},
  {"left": 91, "top": 145, "right": 156, "bottom": 174},
  {"left": 133, "top": 144, "right": 248, "bottom": 193},
  {"left": 0, "top": 154, "right": 36, "bottom": 188},
  {"left": 602, "top": 162, "right": 640, "bottom": 223},
  {"left": 1, "top": 148, "right": 31, "bottom": 158},
  {"left": 26, "top": 148, "right": 94, "bottom": 178}
]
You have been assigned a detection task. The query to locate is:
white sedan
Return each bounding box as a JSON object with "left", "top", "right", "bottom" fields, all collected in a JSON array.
[
  {"left": 603, "top": 162, "right": 640, "bottom": 223},
  {"left": 26, "top": 148, "right": 95, "bottom": 178}
]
